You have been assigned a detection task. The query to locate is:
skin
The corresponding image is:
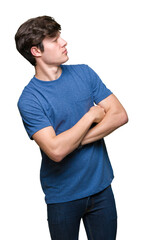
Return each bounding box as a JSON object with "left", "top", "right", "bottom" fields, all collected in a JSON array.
[
  {"left": 31, "top": 31, "right": 128, "bottom": 162},
  {"left": 31, "top": 32, "right": 69, "bottom": 81}
]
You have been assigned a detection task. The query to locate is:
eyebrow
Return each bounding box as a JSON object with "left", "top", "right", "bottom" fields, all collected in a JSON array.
[
  {"left": 45, "top": 31, "right": 61, "bottom": 42},
  {"left": 56, "top": 31, "right": 61, "bottom": 37}
]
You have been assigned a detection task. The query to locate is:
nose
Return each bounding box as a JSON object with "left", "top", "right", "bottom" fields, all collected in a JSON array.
[{"left": 60, "top": 37, "right": 67, "bottom": 47}]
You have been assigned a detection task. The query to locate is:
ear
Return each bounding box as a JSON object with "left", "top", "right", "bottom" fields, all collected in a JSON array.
[{"left": 31, "top": 46, "right": 42, "bottom": 57}]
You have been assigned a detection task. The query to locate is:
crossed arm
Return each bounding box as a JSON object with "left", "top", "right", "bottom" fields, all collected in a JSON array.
[
  {"left": 32, "top": 94, "right": 128, "bottom": 162},
  {"left": 81, "top": 94, "right": 128, "bottom": 145}
]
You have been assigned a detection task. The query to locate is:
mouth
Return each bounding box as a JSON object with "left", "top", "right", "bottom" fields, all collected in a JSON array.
[{"left": 62, "top": 49, "right": 68, "bottom": 54}]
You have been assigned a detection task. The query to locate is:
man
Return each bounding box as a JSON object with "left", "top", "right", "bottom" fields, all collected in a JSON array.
[{"left": 15, "top": 16, "right": 128, "bottom": 240}]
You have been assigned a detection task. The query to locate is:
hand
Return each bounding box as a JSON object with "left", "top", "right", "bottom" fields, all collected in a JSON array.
[{"left": 88, "top": 105, "right": 105, "bottom": 123}]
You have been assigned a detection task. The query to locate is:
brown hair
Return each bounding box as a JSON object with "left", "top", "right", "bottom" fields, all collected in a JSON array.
[{"left": 15, "top": 16, "right": 61, "bottom": 66}]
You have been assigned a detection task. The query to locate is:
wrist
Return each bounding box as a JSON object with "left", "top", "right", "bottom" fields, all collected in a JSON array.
[{"left": 86, "top": 111, "right": 94, "bottom": 124}]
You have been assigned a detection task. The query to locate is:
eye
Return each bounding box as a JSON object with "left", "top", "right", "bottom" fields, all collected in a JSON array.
[
  {"left": 52, "top": 37, "right": 56, "bottom": 41},
  {"left": 52, "top": 32, "right": 61, "bottom": 42}
]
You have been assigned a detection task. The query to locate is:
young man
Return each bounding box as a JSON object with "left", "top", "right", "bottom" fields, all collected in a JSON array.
[{"left": 15, "top": 16, "right": 128, "bottom": 240}]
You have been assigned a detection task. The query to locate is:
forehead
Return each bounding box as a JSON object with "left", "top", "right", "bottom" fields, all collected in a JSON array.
[{"left": 45, "top": 31, "right": 61, "bottom": 40}]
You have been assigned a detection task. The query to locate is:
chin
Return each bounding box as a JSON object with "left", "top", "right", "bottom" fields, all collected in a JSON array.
[{"left": 61, "top": 56, "right": 69, "bottom": 64}]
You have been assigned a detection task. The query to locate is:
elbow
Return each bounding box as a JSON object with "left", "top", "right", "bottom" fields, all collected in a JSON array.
[
  {"left": 44, "top": 140, "right": 68, "bottom": 163},
  {"left": 121, "top": 109, "right": 129, "bottom": 125},
  {"left": 109, "top": 108, "right": 128, "bottom": 130},
  {"left": 51, "top": 142, "right": 72, "bottom": 162},
  {"left": 118, "top": 109, "right": 129, "bottom": 127},
  {"left": 50, "top": 149, "right": 65, "bottom": 163}
]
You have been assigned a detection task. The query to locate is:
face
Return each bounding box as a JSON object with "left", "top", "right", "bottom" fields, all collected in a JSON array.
[{"left": 38, "top": 32, "right": 69, "bottom": 66}]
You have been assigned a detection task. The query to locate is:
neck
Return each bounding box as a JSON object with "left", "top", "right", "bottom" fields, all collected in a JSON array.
[{"left": 35, "top": 64, "right": 62, "bottom": 81}]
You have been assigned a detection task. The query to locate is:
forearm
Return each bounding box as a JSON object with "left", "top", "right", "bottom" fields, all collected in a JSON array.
[
  {"left": 53, "top": 111, "right": 94, "bottom": 160},
  {"left": 81, "top": 109, "right": 128, "bottom": 145},
  {"left": 33, "top": 105, "right": 105, "bottom": 162}
]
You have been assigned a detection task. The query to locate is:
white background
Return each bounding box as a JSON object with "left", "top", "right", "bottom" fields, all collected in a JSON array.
[{"left": 1, "top": 0, "right": 143, "bottom": 239}]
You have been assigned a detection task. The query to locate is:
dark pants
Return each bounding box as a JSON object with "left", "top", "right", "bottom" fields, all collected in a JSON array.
[{"left": 47, "top": 185, "right": 117, "bottom": 240}]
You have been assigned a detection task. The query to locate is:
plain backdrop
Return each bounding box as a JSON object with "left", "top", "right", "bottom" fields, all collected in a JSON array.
[{"left": 1, "top": 0, "right": 143, "bottom": 239}]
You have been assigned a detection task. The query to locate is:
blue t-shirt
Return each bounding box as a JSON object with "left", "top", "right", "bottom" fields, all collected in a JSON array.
[{"left": 18, "top": 64, "right": 114, "bottom": 204}]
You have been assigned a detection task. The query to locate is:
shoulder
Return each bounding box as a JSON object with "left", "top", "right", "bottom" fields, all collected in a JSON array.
[
  {"left": 62, "top": 64, "right": 90, "bottom": 76},
  {"left": 62, "top": 64, "right": 98, "bottom": 75},
  {"left": 17, "top": 81, "right": 38, "bottom": 111},
  {"left": 62, "top": 63, "right": 88, "bottom": 71}
]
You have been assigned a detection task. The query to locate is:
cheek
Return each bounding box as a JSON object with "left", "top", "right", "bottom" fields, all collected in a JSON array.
[
  {"left": 42, "top": 45, "right": 62, "bottom": 63},
  {"left": 44, "top": 49, "right": 57, "bottom": 60},
  {"left": 49, "top": 47, "right": 60, "bottom": 57}
]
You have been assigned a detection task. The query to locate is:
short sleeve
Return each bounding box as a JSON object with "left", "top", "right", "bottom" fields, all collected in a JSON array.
[
  {"left": 86, "top": 65, "right": 112, "bottom": 104},
  {"left": 17, "top": 94, "right": 52, "bottom": 140}
]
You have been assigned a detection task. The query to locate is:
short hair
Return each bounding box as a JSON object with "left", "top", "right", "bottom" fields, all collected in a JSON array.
[{"left": 15, "top": 16, "right": 61, "bottom": 66}]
